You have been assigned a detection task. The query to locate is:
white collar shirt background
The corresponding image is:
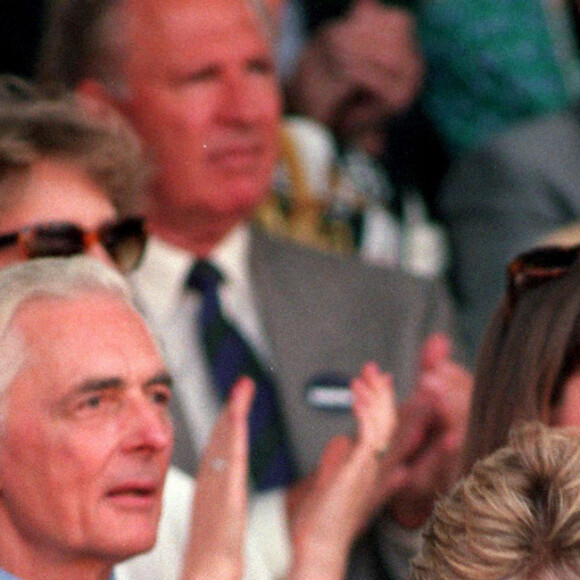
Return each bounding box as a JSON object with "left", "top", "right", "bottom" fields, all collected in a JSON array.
[{"left": 115, "top": 467, "right": 291, "bottom": 580}]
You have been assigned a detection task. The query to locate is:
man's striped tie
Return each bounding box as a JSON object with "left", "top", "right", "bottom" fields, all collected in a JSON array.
[{"left": 187, "top": 259, "right": 296, "bottom": 490}]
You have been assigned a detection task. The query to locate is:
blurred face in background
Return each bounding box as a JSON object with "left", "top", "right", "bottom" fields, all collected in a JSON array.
[{"left": 115, "top": 0, "right": 281, "bottom": 247}]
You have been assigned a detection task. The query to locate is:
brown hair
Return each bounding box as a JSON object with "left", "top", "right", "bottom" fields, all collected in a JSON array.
[
  {"left": 410, "top": 422, "right": 580, "bottom": 580},
  {"left": 463, "top": 257, "right": 580, "bottom": 472},
  {"left": 0, "top": 75, "right": 147, "bottom": 214},
  {"left": 36, "top": 0, "right": 128, "bottom": 94}
]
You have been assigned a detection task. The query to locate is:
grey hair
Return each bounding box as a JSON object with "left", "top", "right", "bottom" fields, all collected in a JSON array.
[
  {"left": 248, "top": 0, "right": 277, "bottom": 45},
  {"left": 0, "top": 75, "right": 147, "bottom": 214},
  {"left": 0, "top": 256, "right": 133, "bottom": 423}
]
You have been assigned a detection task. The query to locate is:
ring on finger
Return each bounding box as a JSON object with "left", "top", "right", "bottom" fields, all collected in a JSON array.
[
  {"left": 211, "top": 457, "right": 228, "bottom": 472},
  {"left": 374, "top": 445, "right": 389, "bottom": 460}
]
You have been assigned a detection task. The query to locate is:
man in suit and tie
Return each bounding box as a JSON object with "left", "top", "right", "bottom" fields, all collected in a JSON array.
[{"left": 38, "top": 0, "right": 472, "bottom": 576}]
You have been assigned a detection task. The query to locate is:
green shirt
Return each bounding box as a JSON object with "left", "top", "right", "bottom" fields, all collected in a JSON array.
[{"left": 418, "top": 0, "right": 580, "bottom": 153}]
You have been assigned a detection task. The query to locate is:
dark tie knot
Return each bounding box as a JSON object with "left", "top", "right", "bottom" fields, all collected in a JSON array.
[{"left": 187, "top": 259, "right": 223, "bottom": 293}]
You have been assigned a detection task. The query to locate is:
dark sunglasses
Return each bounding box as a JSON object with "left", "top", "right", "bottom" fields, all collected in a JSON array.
[
  {"left": 0, "top": 215, "right": 147, "bottom": 273},
  {"left": 506, "top": 243, "right": 580, "bottom": 318}
]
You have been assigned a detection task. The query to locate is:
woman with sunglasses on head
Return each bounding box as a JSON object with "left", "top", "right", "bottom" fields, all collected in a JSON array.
[
  {"left": 405, "top": 244, "right": 580, "bottom": 580},
  {"left": 0, "top": 76, "right": 403, "bottom": 580},
  {"left": 460, "top": 242, "right": 580, "bottom": 472}
]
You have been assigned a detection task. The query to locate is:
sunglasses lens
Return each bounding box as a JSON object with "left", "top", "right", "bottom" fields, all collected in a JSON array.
[
  {"left": 27, "top": 224, "right": 84, "bottom": 258},
  {"left": 101, "top": 217, "right": 146, "bottom": 273}
]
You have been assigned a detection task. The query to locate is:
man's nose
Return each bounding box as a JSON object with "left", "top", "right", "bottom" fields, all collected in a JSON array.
[
  {"left": 83, "top": 231, "right": 117, "bottom": 270},
  {"left": 219, "top": 74, "right": 263, "bottom": 123},
  {"left": 122, "top": 396, "right": 174, "bottom": 454}
]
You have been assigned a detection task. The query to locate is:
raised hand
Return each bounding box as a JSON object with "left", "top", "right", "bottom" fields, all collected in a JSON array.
[
  {"left": 386, "top": 333, "right": 473, "bottom": 528},
  {"left": 288, "top": 362, "right": 398, "bottom": 580},
  {"left": 180, "top": 377, "right": 255, "bottom": 580}
]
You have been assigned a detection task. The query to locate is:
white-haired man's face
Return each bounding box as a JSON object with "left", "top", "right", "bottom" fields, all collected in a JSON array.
[{"left": 0, "top": 292, "right": 173, "bottom": 576}]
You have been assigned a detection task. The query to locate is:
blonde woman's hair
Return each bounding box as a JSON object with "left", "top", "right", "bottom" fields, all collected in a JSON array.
[{"left": 410, "top": 422, "right": 580, "bottom": 580}]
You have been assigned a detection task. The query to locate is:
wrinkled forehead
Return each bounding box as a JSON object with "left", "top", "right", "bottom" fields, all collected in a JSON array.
[
  {"left": 122, "top": 0, "right": 272, "bottom": 55},
  {"left": 11, "top": 290, "right": 134, "bottom": 347},
  {"left": 11, "top": 290, "right": 162, "bottom": 380}
]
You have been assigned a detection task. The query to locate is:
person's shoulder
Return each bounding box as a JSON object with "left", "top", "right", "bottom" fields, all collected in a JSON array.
[
  {"left": 250, "top": 225, "right": 439, "bottom": 295},
  {"left": 439, "top": 106, "right": 580, "bottom": 209},
  {"left": 493, "top": 107, "right": 580, "bottom": 151},
  {"left": 459, "top": 106, "right": 580, "bottom": 168}
]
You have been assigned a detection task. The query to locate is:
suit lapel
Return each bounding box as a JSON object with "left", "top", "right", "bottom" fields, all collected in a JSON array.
[{"left": 249, "top": 228, "right": 358, "bottom": 473}]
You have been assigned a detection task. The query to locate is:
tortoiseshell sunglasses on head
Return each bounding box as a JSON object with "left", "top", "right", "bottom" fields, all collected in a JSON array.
[{"left": 506, "top": 244, "right": 580, "bottom": 319}]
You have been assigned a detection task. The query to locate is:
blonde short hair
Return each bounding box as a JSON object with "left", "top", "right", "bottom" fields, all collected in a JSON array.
[{"left": 410, "top": 422, "right": 580, "bottom": 580}]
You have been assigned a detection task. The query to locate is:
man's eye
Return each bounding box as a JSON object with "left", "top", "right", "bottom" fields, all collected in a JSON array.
[
  {"left": 74, "top": 393, "right": 116, "bottom": 416},
  {"left": 179, "top": 67, "right": 217, "bottom": 85},
  {"left": 248, "top": 59, "right": 274, "bottom": 75},
  {"left": 85, "top": 396, "right": 102, "bottom": 409},
  {"left": 152, "top": 388, "right": 171, "bottom": 406}
]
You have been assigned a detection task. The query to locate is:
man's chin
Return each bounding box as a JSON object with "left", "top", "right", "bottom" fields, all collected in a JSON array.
[
  {"left": 99, "top": 513, "right": 161, "bottom": 561},
  {"left": 209, "top": 183, "right": 271, "bottom": 217},
  {"left": 104, "top": 533, "right": 158, "bottom": 563}
]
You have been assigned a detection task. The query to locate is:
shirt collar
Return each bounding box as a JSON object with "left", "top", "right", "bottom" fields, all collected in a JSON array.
[
  {"left": 130, "top": 224, "right": 251, "bottom": 321},
  {"left": 210, "top": 223, "right": 251, "bottom": 290}
]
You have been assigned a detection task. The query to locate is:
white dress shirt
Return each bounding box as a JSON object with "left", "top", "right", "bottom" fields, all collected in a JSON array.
[{"left": 130, "top": 226, "right": 272, "bottom": 456}]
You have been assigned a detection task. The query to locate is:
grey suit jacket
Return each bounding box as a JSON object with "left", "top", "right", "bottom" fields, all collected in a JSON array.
[
  {"left": 249, "top": 227, "right": 453, "bottom": 474},
  {"left": 167, "top": 227, "right": 455, "bottom": 580},
  {"left": 170, "top": 227, "right": 454, "bottom": 474},
  {"left": 437, "top": 105, "right": 580, "bottom": 362}
]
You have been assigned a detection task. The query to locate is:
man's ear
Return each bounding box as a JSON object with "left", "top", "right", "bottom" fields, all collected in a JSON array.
[{"left": 75, "top": 79, "right": 124, "bottom": 120}]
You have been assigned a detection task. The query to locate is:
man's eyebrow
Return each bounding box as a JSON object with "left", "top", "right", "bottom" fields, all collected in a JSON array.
[
  {"left": 53, "top": 377, "right": 124, "bottom": 413},
  {"left": 76, "top": 372, "right": 174, "bottom": 392},
  {"left": 56, "top": 372, "right": 173, "bottom": 411},
  {"left": 76, "top": 377, "right": 124, "bottom": 394},
  {"left": 144, "top": 371, "right": 173, "bottom": 390}
]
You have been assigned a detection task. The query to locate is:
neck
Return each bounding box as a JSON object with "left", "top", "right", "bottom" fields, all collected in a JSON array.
[
  {"left": 0, "top": 545, "right": 112, "bottom": 580},
  {"left": 0, "top": 508, "right": 113, "bottom": 580},
  {"left": 145, "top": 202, "right": 247, "bottom": 258}
]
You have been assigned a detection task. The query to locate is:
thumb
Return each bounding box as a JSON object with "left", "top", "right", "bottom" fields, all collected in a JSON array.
[
  {"left": 228, "top": 376, "right": 255, "bottom": 420},
  {"left": 420, "top": 332, "right": 451, "bottom": 370}
]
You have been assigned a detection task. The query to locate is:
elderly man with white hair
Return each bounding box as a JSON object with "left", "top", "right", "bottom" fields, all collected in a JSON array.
[
  {"left": 0, "top": 256, "right": 398, "bottom": 580},
  {"left": 0, "top": 257, "right": 173, "bottom": 580}
]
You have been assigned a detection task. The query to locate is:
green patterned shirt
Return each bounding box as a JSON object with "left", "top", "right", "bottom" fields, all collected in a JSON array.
[{"left": 418, "top": 0, "right": 580, "bottom": 153}]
